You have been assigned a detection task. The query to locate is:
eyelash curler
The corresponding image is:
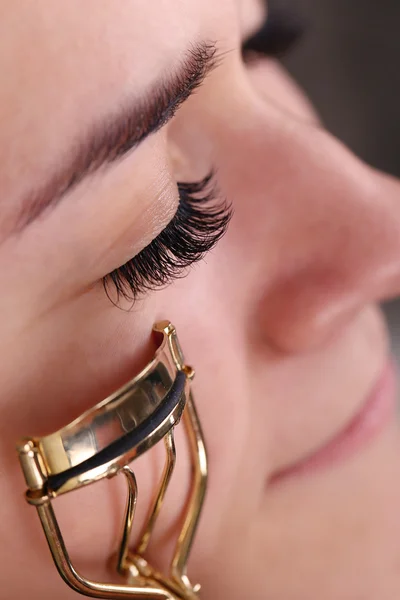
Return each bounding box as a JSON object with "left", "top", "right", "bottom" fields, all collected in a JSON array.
[{"left": 17, "top": 321, "right": 207, "bottom": 600}]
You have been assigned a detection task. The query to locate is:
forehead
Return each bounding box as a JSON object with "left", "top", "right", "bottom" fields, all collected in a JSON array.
[{"left": 0, "top": 0, "right": 239, "bottom": 206}]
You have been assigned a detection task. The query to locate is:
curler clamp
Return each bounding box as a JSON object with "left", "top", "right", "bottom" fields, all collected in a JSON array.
[{"left": 17, "top": 321, "right": 207, "bottom": 600}]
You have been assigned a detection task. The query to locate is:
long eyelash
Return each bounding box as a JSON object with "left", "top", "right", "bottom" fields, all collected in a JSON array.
[
  {"left": 242, "top": 7, "right": 307, "bottom": 59},
  {"left": 103, "top": 174, "right": 232, "bottom": 302}
]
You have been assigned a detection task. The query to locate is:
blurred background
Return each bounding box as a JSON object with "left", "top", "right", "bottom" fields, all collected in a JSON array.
[{"left": 275, "top": 0, "right": 400, "bottom": 365}]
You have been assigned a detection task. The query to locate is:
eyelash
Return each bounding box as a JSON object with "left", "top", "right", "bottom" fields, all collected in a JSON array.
[
  {"left": 242, "top": 7, "right": 306, "bottom": 59},
  {"left": 103, "top": 10, "right": 304, "bottom": 303},
  {"left": 103, "top": 174, "right": 232, "bottom": 301}
]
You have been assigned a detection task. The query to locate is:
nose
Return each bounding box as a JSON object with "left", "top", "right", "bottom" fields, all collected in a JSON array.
[{"left": 215, "top": 100, "right": 400, "bottom": 353}]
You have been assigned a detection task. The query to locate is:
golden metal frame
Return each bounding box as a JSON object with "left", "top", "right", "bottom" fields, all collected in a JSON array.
[{"left": 17, "top": 321, "right": 207, "bottom": 600}]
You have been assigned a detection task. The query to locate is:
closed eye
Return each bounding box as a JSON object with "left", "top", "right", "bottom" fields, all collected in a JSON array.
[{"left": 103, "top": 174, "right": 232, "bottom": 302}]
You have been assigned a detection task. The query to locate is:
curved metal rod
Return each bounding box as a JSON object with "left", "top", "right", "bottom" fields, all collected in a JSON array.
[
  {"left": 136, "top": 430, "right": 176, "bottom": 556},
  {"left": 117, "top": 467, "right": 139, "bottom": 575},
  {"left": 35, "top": 498, "right": 174, "bottom": 600},
  {"left": 170, "top": 393, "right": 208, "bottom": 595}
]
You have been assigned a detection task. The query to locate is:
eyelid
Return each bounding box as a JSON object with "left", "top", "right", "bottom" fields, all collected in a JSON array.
[
  {"left": 93, "top": 174, "right": 178, "bottom": 280},
  {"left": 44, "top": 137, "right": 180, "bottom": 294},
  {"left": 103, "top": 173, "right": 232, "bottom": 303}
]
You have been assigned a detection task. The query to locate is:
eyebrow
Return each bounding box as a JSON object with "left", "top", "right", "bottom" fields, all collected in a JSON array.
[{"left": 16, "top": 41, "right": 218, "bottom": 232}]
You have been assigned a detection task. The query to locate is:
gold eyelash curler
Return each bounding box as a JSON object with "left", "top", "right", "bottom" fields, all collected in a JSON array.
[{"left": 17, "top": 321, "right": 207, "bottom": 600}]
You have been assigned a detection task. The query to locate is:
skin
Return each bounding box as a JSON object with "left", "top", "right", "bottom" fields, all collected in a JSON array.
[{"left": 1, "top": 1, "right": 400, "bottom": 598}]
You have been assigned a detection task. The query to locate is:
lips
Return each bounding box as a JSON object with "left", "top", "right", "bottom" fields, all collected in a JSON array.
[{"left": 269, "top": 359, "right": 397, "bottom": 484}]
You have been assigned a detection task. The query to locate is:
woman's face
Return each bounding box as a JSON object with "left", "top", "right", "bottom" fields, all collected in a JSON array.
[{"left": 2, "top": 1, "right": 400, "bottom": 599}]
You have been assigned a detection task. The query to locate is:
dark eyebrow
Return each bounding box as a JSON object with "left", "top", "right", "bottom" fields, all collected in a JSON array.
[{"left": 15, "top": 41, "right": 218, "bottom": 232}]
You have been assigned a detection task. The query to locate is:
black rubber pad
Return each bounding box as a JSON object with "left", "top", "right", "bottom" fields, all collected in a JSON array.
[{"left": 47, "top": 370, "right": 186, "bottom": 493}]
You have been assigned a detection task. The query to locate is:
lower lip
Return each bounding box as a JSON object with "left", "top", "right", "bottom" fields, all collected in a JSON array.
[{"left": 270, "top": 359, "right": 398, "bottom": 484}]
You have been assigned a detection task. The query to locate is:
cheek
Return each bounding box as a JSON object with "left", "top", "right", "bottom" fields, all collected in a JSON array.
[{"left": 152, "top": 279, "right": 269, "bottom": 526}]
